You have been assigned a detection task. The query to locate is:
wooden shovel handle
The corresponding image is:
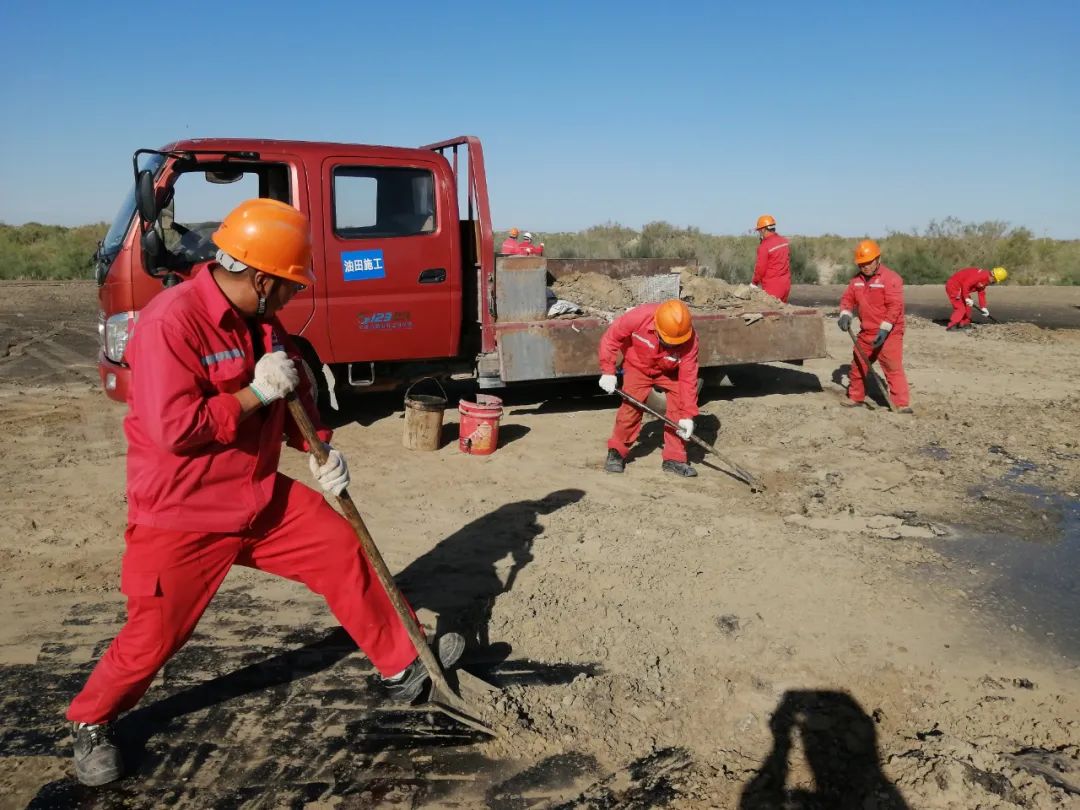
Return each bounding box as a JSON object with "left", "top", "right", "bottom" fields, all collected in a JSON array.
[
  {"left": 285, "top": 395, "right": 455, "bottom": 697},
  {"left": 614, "top": 388, "right": 763, "bottom": 490}
]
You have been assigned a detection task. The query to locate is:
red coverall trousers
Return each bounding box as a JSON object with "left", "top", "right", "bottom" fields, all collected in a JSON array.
[
  {"left": 944, "top": 283, "right": 972, "bottom": 328},
  {"left": 607, "top": 365, "right": 689, "bottom": 463},
  {"left": 849, "top": 331, "right": 910, "bottom": 408},
  {"left": 67, "top": 475, "right": 418, "bottom": 725}
]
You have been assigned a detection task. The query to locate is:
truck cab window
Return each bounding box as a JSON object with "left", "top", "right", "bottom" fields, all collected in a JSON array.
[
  {"left": 160, "top": 163, "right": 291, "bottom": 266},
  {"left": 333, "top": 167, "right": 435, "bottom": 238}
]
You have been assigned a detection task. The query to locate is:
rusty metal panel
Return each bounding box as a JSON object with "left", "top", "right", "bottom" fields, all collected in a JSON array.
[
  {"left": 693, "top": 311, "right": 827, "bottom": 366},
  {"left": 495, "top": 256, "right": 547, "bottom": 321},
  {"left": 495, "top": 310, "right": 826, "bottom": 382},
  {"left": 546, "top": 258, "right": 696, "bottom": 281}
]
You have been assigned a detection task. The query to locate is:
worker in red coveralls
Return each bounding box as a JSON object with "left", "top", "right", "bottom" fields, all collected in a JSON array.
[
  {"left": 751, "top": 214, "right": 792, "bottom": 302},
  {"left": 520, "top": 231, "right": 545, "bottom": 256},
  {"left": 66, "top": 199, "right": 464, "bottom": 787},
  {"left": 499, "top": 227, "right": 525, "bottom": 254},
  {"left": 837, "top": 239, "right": 913, "bottom": 414},
  {"left": 945, "top": 266, "right": 1008, "bottom": 330},
  {"left": 598, "top": 299, "right": 700, "bottom": 477}
]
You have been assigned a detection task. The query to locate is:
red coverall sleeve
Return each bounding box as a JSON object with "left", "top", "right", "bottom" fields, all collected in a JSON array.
[
  {"left": 752, "top": 242, "right": 767, "bottom": 286},
  {"left": 839, "top": 278, "right": 857, "bottom": 316},
  {"left": 598, "top": 311, "right": 634, "bottom": 375},
  {"left": 133, "top": 321, "right": 243, "bottom": 452},
  {"left": 882, "top": 273, "right": 904, "bottom": 329},
  {"left": 977, "top": 281, "right": 988, "bottom": 309},
  {"left": 679, "top": 339, "right": 700, "bottom": 418},
  {"left": 281, "top": 332, "right": 333, "bottom": 452}
]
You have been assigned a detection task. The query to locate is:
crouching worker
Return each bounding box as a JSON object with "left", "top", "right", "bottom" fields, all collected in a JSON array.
[
  {"left": 66, "top": 199, "right": 463, "bottom": 786},
  {"left": 598, "top": 299, "right": 701, "bottom": 477},
  {"left": 945, "top": 265, "right": 1007, "bottom": 330}
]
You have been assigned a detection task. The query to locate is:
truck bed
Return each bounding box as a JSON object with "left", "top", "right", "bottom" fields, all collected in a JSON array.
[{"left": 489, "top": 258, "right": 826, "bottom": 383}]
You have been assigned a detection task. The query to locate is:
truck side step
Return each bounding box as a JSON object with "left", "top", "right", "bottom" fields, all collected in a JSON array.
[{"left": 347, "top": 362, "right": 375, "bottom": 387}]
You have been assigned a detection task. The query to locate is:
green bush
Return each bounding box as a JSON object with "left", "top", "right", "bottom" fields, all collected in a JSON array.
[{"left": 0, "top": 222, "right": 107, "bottom": 280}]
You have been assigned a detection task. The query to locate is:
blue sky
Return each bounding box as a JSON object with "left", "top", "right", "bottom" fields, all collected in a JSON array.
[{"left": 1, "top": 0, "right": 1078, "bottom": 237}]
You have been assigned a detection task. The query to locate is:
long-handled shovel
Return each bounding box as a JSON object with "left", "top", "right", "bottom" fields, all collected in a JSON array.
[
  {"left": 614, "top": 388, "right": 765, "bottom": 491},
  {"left": 846, "top": 326, "right": 896, "bottom": 413},
  {"left": 286, "top": 395, "right": 497, "bottom": 737}
]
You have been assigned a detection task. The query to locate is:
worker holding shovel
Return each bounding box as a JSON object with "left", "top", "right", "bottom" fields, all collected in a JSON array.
[
  {"left": 65, "top": 199, "right": 464, "bottom": 787},
  {"left": 945, "top": 265, "right": 1007, "bottom": 331},
  {"left": 837, "top": 240, "right": 913, "bottom": 414},
  {"left": 598, "top": 299, "right": 701, "bottom": 477}
]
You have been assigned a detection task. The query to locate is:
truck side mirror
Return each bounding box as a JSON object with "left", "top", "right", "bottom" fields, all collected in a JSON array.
[
  {"left": 136, "top": 170, "right": 158, "bottom": 222},
  {"left": 141, "top": 228, "right": 165, "bottom": 272}
]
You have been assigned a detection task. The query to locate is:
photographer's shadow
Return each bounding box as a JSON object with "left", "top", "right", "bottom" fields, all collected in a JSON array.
[{"left": 740, "top": 690, "right": 909, "bottom": 809}]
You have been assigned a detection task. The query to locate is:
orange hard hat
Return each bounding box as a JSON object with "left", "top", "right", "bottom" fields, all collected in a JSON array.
[
  {"left": 854, "top": 239, "right": 881, "bottom": 266},
  {"left": 509, "top": 227, "right": 520, "bottom": 238},
  {"left": 756, "top": 215, "right": 776, "bottom": 230},
  {"left": 212, "top": 198, "right": 314, "bottom": 285},
  {"left": 654, "top": 299, "right": 694, "bottom": 345}
]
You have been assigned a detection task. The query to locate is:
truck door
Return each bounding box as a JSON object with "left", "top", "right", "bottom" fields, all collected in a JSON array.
[{"left": 320, "top": 155, "right": 460, "bottom": 362}]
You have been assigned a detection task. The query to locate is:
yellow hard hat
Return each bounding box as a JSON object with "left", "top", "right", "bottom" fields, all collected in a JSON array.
[
  {"left": 509, "top": 227, "right": 520, "bottom": 238},
  {"left": 756, "top": 215, "right": 776, "bottom": 230},
  {"left": 991, "top": 266, "right": 1008, "bottom": 283}
]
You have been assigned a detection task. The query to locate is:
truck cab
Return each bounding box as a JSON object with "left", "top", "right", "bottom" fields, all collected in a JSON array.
[{"left": 95, "top": 136, "right": 491, "bottom": 401}]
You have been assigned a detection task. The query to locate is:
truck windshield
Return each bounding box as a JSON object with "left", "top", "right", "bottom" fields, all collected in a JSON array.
[{"left": 101, "top": 153, "right": 166, "bottom": 259}]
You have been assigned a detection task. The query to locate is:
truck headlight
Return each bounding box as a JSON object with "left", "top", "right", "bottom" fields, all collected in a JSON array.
[{"left": 104, "top": 311, "right": 137, "bottom": 363}]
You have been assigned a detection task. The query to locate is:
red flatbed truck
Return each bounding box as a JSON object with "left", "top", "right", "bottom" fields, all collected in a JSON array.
[{"left": 94, "top": 135, "right": 825, "bottom": 405}]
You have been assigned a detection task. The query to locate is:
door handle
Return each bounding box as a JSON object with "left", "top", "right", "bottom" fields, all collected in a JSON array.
[{"left": 419, "top": 268, "right": 446, "bottom": 284}]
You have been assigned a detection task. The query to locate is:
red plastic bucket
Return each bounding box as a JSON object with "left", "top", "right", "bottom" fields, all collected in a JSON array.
[{"left": 458, "top": 394, "right": 503, "bottom": 455}]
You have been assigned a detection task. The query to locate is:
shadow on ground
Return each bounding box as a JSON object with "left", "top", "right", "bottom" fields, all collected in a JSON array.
[{"left": 740, "top": 689, "right": 909, "bottom": 809}]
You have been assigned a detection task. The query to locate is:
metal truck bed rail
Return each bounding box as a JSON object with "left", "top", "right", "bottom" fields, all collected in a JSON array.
[{"left": 493, "top": 309, "right": 826, "bottom": 383}]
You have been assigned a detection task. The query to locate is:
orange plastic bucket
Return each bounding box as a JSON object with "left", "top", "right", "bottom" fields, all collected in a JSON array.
[{"left": 458, "top": 394, "right": 503, "bottom": 455}]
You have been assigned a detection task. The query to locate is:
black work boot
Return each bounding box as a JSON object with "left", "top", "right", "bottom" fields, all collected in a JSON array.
[
  {"left": 604, "top": 449, "right": 626, "bottom": 474},
  {"left": 383, "top": 632, "right": 466, "bottom": 703},
  {"left": 662, "top": 460, "right": 697, "bottom": 478},
  {"left": 71, "top": 721, "right": 122, "bottom": 786}
]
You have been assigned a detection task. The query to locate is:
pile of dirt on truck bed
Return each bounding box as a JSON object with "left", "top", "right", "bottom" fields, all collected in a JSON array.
[{"left": 550, "top": 269, "right": 795, "bottom": 314}]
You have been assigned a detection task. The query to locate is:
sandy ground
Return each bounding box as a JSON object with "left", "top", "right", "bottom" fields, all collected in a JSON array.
[{"left": 0, "top": 281, "right": 1078, "bottom": 809}]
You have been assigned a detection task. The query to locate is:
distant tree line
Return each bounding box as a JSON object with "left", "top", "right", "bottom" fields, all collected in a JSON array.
[
  {"left": 1, "top": 219, "right": 1077, "bottom": 285},
  {"left": 520, "top": 219, "right": 1080, "bottom": 285}
]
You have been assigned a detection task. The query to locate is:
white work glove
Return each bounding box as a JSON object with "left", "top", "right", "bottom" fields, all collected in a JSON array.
[
  {"left": 249, "top": 351, "right": 299, "bottom": 405},
  {"left": 980, "top": 307, "right": 990, "bottom": 317},
  {"left": 309, "top": 448, "right": 350, "bottom": 497},
  {"left": 750, "top": 283, "right": 760, "bottom": 290},
  {"left": 599, "top": 374, "right": 617, "bottom": 394},
  {"left": 964, "top": 297, "right": 975, "bottom": 307},
  {"left": 676, "top": 418, "right": 694, "bottom": 440}
]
